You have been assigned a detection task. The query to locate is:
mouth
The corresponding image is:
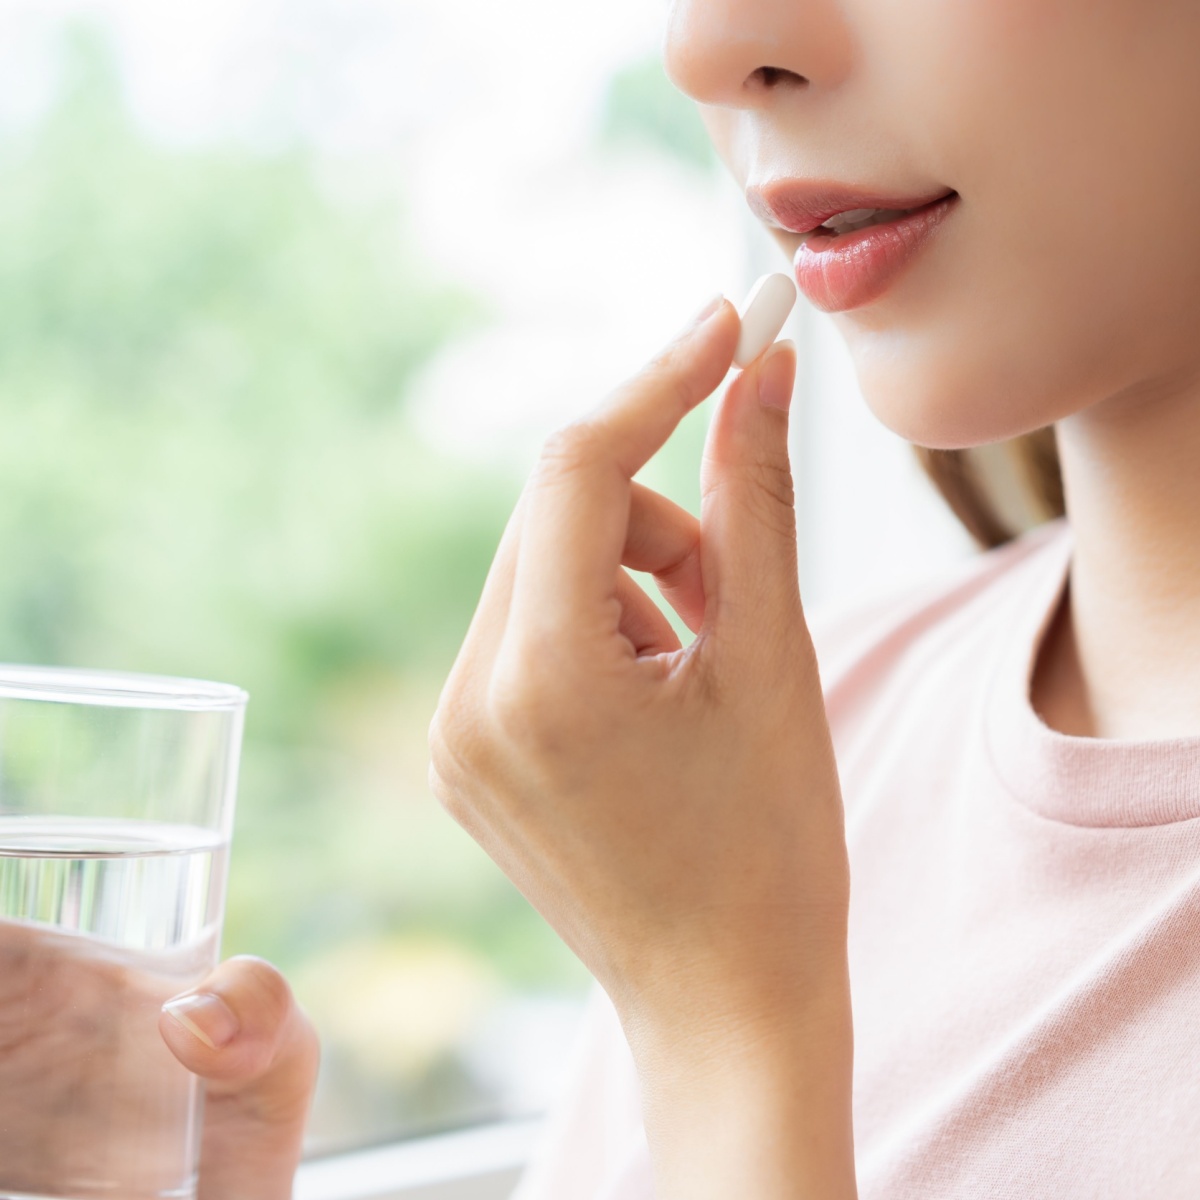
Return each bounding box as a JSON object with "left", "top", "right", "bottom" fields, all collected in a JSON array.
[
  {"left": 745, "top": 180, "right": 958, "bottom": 239},
  {"left": 803, "top": 193, "right": 958, "bottom": 242},
  {"left": 746, "top": 179, "right": 961, "bottom": 312}
]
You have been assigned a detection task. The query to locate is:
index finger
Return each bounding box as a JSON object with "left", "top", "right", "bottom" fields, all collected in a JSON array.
[{"left": 509, "top": 298, "right": 739, "bottom": 638}]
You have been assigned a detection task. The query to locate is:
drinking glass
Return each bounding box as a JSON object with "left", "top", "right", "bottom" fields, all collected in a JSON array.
[{"left": 0, "top": 665, "right": 246, "bottom": 1200}]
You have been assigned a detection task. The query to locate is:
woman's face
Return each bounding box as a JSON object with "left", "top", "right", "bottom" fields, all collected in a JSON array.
[{"left": 665, "top": 0, "right": 1200, "bottom": 449}]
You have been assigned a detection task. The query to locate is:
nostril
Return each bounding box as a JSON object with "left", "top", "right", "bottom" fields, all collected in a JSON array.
[{"left": 756, "top": 66, "right": 807, "bottom": 88}]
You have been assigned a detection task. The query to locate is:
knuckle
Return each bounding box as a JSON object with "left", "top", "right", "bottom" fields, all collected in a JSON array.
[
  {"left": 282, "top": 1005, "right": 322, "bottom": 1096},
  {"left": 296, "top": 1008, "right": 322, "bottom": 1079},
  {"left": 427, "top": 706, "right": 454, "bottom": 778},
  {"left": 655, "top": 542, "right": 700, "bottom": 590},
  {"left": 747, "top": 458, "right": 797, "bottom": 527},
  {"left": 428, "top": 759, "right": 468, "bottom": 824},
  {"left": 429, "top": 686, "right": 481, "bottom": 775},
  {"left": 641, "top": 352, "right": 702, "bottom": 416},
  {"left": 488, "top": 651, "right": 580, "bottom": 757},
  {"left": 225, "top": 955, "right": 294, "bottom": 1023},
  {"left": 488, "top": 665, "right": 552, "bottom": 740},
  {"left": 702, "top": 459, "right": 797, "bottom": 539},
  {"left": 242, "top": 1005, "right": 322, "bottom": 1125},
  {"left": 536, "top": 421, "right": 605, "bottom": 479},
  {"left": 428, "top": 702, "right": 486, "bottom": 821}
]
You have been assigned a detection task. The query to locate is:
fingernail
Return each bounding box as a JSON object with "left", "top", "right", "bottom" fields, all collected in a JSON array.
[
  {"left": 683, "top": 293, "right": 725, "bottom": 334},
  {"left": 757, "top": 339, "right": 795, "bottom": 412},
  {"left": 163, "top": 992, "right": 240, "bottom": 1050}
]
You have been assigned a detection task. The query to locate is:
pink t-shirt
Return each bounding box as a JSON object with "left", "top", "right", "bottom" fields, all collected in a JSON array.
[{"left": 513, "top": 516, "right": 1200, "bottom": 1199}]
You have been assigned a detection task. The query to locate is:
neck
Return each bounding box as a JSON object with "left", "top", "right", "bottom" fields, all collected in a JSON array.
[{"left": 1045, "top": 370, "right": 1200, "bottom": 739}]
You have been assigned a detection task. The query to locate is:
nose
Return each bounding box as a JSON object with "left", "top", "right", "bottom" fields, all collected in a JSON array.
[{"left": 662, "top": 0, "right": 847, "bottom": 108}]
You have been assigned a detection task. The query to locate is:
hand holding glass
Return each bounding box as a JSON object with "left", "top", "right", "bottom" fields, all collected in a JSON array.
[{"left": 0, "top": 667, "right": 245, "bottom": 1200}]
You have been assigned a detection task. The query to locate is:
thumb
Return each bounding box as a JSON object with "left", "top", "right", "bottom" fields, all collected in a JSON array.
[
  {"left": 698, "top": 338, "right": 803, "bottom": 659},
  {"left": 160, "top": 955, "right": 319, "bottom": 1200}
]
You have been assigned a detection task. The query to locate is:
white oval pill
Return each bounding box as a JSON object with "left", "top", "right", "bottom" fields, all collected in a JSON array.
[{"left": 733, "top": 272, "right": 798, "bottom": 368}]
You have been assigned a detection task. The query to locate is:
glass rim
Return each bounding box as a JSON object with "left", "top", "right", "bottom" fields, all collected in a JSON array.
[{"left": 0, "top": 663, "right": 248, "bottom": 711}]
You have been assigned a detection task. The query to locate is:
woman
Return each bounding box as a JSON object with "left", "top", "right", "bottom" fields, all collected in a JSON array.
[{"left": 429, "top": 0, "right": 1200, "bottom": 1197}]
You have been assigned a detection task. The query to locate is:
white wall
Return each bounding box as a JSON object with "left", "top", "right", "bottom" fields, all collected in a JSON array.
[{"left": 797, "top": 307, "right": 979, "bottom": 613}]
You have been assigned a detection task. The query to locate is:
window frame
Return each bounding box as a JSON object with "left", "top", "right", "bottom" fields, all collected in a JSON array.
[{"left": 294, "top": 1117, "right": 541, "bottom": 1200}]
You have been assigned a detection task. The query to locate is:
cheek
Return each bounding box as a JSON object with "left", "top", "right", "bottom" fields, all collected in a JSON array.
[{"left": 847, "top": 0, "right": 1200, "bottom": 447}]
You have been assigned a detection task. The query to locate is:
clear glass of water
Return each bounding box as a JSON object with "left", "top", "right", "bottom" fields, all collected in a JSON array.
[{"left": 0, "top": 665, "right": 246, "bottom": 1200}]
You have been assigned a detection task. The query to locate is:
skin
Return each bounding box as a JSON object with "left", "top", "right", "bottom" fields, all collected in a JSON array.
[
  {"left": 430, "top": 0, "right": 1200, "bottom": 1195},
  {"left": 0, "top": 922, "right": 318, "bottom": 1200},
  {"left": 432, "top": 313, "right": 857, "bottom": 1197},
  {"left": 671, "top": 0, "right": 1200, "bottom": 742},
  {"left": 157, "top": 956, "right": 320, "bottom": 1199}
]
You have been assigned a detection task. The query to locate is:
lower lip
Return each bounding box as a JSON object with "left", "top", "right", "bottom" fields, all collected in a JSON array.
[{"left": 792, "top": 194, "right": 959, "bottom": 313}]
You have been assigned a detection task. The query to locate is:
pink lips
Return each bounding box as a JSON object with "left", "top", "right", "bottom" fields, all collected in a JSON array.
[{"left": 744, "top": 181, "right": 960, "bottom": 313}]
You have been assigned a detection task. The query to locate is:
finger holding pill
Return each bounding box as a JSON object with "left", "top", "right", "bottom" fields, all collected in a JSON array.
[
  {"left": 733, "top": 273, "right": 798, "bottom": 368},
  {"left": 429, "top": 267, "right": 841, "bottom": 1130}
]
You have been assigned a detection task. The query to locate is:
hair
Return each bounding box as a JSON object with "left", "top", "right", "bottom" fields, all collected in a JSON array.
[{"left": 912, "top": 428, "right": 1065, "bottom": 550}]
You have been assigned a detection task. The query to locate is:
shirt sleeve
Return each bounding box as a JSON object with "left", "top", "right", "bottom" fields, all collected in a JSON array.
[{"left": 510, "top": 983, "right": 654, "bottom": 1200}]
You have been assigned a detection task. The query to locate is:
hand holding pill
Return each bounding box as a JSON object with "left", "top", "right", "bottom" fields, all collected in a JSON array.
[{"left": 430, "top": 282, "right": 850, "bottom": 1187}]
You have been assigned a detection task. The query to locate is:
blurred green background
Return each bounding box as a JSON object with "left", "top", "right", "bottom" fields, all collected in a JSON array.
[{"left": 1, "top": 24, "right": 719, "bottom": 1152}]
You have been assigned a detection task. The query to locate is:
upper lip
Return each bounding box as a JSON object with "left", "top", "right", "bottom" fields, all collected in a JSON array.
[{"left": 746, "top": 180, "right": 957, "bottom": 234}]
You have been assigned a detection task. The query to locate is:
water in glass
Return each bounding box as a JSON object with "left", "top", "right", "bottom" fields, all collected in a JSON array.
[{"left": 0, "top": 816, "right": 227, "bottom": 1200}]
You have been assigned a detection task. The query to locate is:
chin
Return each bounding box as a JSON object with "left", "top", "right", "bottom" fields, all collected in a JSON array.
[{"left": 844, "top": 327, "right": 1079, "bottom": 451}]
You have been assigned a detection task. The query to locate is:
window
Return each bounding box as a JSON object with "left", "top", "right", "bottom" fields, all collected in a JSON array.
[{"left": 0, "top": 0, "right": 756, "bottom": 1159}]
